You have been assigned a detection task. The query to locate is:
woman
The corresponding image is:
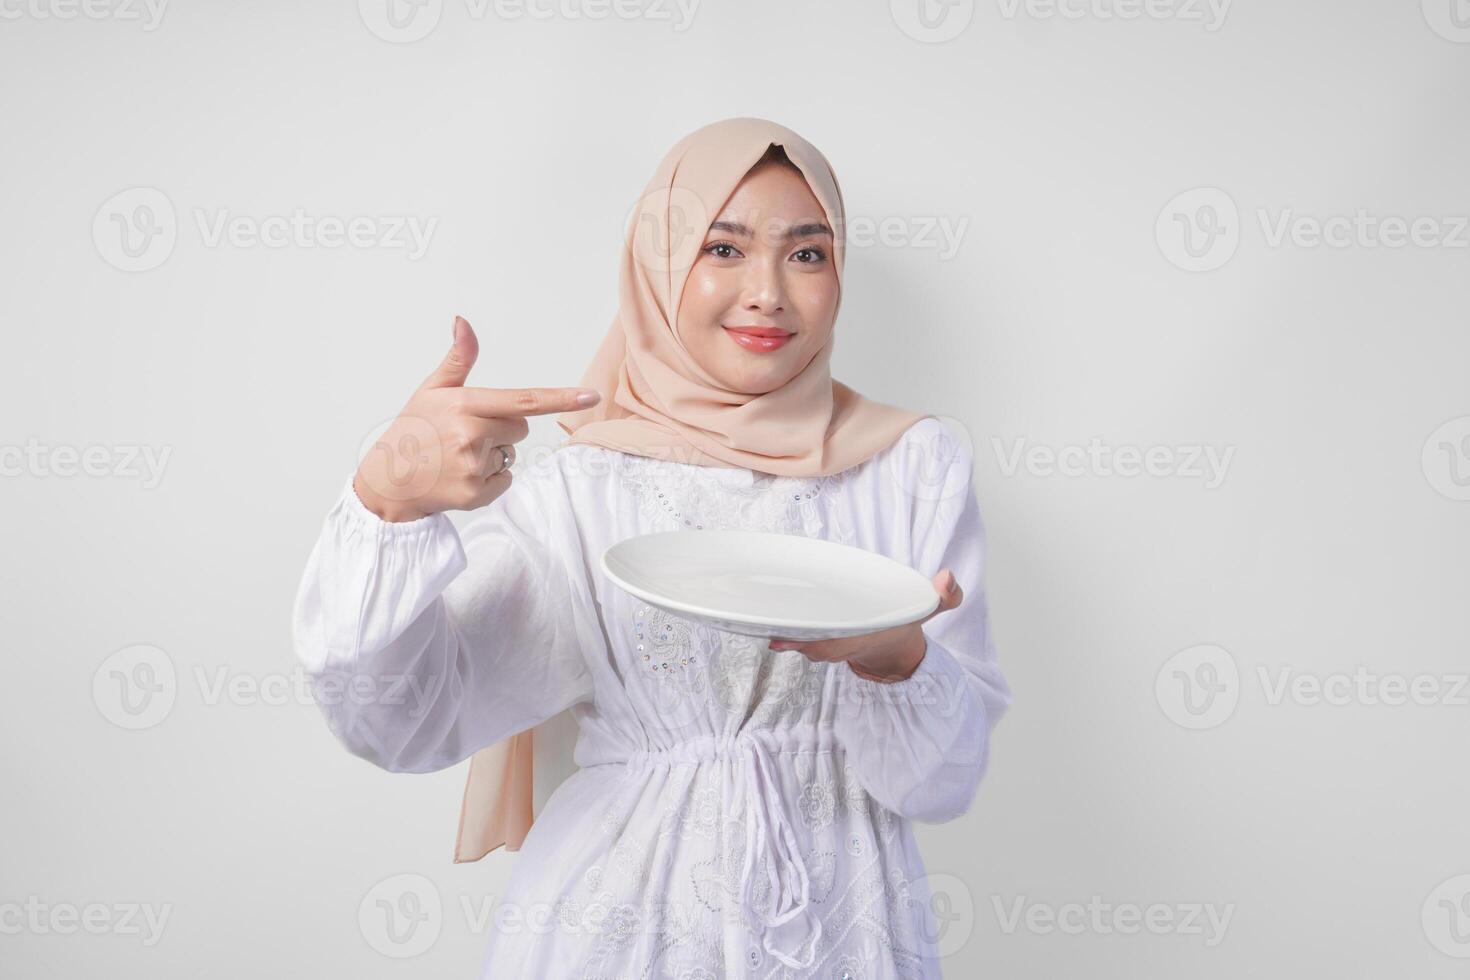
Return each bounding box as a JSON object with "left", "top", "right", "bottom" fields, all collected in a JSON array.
[{"left": 292, "top": 117, "right": 1011, "bottom": 977}]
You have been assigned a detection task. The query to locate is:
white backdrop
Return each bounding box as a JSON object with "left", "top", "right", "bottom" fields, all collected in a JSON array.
[{"left": 3, "top": 1, "right": 1468, "bottom": 976}]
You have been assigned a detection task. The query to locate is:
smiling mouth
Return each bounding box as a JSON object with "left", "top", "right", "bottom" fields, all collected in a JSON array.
[
  {"left": 723, "top": 326, "right": 794, "bottom": 353},
  {"left": 723, "top": 326, "right": 794, "bottom": 337}
]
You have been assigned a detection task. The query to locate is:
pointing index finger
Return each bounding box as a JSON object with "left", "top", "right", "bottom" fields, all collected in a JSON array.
[{"left": 457, "top": 386, "right": 601, "bottom": 417}]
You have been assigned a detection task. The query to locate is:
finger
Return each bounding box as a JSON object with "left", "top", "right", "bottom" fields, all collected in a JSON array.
[
  {"left": 462, "top": 467, "right": 513, "bottom": 510},
  {"left": 940, "top": 570, "right": 964, "bottom": 602},
  {"left": 917, "top": 570, "right": 963, "bottom": 624},
  {"left": 772, "top": 638, "right": 836, "bottom": 657},
  {"left": 464, "top": 439, "right": 517, "bottom": 480},
  {"left": 456, "top": 385, "right": 602, "bottom": 418},
  {"left": 453, "top": 411, "right": 529, "bottom": 448},
  {"left": 449, "top": 417, "right": 525, "bottom": 477},
  {"left": 936, "top": 569, "right": 963, "bottom": 610},
  {"left": 420, "top": 315, "right": 480, "bottom": 390}
]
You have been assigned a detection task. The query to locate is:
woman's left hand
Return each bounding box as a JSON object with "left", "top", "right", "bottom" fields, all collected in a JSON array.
[{"left": 768, "top": 569, "right": 964, "bottom": 683}]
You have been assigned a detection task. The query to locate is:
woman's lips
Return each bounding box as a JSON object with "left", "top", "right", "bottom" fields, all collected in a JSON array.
[{"left": 723, "top": 326, "right": 793, "bottom": 353}]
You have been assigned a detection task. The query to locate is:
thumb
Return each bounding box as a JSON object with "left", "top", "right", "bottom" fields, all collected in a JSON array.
[
  {"left": 421, "top": 315, "right": 479, "bottom": 389},
  {"left": 932, "top": 569, "right": 963, "bottom": 613}
]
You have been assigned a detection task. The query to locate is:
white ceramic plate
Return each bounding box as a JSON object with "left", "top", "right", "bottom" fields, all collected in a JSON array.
[{"left": 601, "top": 529, "right": 939, "bottom": 641}]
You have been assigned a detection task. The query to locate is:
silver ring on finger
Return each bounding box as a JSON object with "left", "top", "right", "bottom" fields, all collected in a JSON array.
[{"left": 494, "top": 444, "right": 515, "bottom": 475}]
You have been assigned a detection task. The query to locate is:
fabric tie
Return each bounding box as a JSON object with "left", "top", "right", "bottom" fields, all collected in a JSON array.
[{"left": 733, "top": 731, "right": 822, "bottom": 970}]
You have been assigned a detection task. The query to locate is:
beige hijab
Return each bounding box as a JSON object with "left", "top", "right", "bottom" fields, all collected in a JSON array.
[{"left": 454, "top": 117, "right": 930, "bottom": 863}]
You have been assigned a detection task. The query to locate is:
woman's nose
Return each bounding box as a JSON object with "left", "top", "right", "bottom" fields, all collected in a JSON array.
[{"left": 740, "top": 262, "right": 785, "bottom": 314}]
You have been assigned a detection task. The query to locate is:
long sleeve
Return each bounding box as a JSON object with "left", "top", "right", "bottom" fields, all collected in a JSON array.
[
  {"left": 291, "top": 455, "right": 597, "bottom": 774},
  {"left": 832, "top": 419, "right": 1012, "bottom": 822}
]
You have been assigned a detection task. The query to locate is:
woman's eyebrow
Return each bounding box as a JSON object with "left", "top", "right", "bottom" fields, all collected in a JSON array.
[{"left": 707, "top": 219, "right": 833, "bottom": 240}]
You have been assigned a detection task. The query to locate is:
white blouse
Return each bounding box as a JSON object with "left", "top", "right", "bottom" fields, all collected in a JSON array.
[{"left": 292, "top": 416, "right": 1011, "bottom": 978}]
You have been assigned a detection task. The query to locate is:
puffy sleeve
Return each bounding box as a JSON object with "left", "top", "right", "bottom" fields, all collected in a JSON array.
[
  {"left": 832, "top": 419, "right": 1012, "bottom": 822},
  {"left": 290, "top": 453, "right": 597, "bottom": 774}
]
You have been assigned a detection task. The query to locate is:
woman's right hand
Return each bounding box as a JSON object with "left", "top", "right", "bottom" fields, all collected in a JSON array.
[{"left": 352, "top": 315, "right": 601, "bottom": 523}]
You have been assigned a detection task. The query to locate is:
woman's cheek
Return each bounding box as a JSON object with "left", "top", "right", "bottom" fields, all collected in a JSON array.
[
  {"left": 675, "top": 272, "right": 724, "bottom": 344},
  {"left": 791, "top": 275, "right": 838, "bottom": 324}
]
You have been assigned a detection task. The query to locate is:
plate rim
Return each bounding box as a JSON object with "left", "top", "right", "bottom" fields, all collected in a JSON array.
[{"left": 600, "top": 529, "right": 941, "bottom": 633}]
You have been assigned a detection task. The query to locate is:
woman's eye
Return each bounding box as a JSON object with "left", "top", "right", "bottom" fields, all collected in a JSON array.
[
  {"left": 792, "top": 246, "right": 827, "bottom": 264},
  {"left": 703, "top": 241, "right": 741, "bottom": 259}
]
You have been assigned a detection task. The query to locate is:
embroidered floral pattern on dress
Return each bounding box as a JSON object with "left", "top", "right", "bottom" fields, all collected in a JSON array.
[
  {"left": 709, "top": 637, "right": 760, "bottom": 714},
  {"left": 748, "top": 649, "right": 825, "bottom": 730},
  {"left": 660, "top": 783, "right": 721, "bottom": 843},
  {"left": 608, "top": 449, "right": 847, "bottom": 538},
  {"left": 550, "top": 752, "right": 922, "bottom": 979},
  {"left": 512, "top": 443, "right": 946, "bottom": 977},
  {"left": 843, "top": 761, "right": 871, "bottom": 819},
  {"left": 797, "top": 779, "right": 837, "bottom": 834}
]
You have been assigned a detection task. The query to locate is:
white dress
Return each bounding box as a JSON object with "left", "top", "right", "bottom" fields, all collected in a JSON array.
[{"left": 292, "top": 416, "right": 1011, "bottom": 979}]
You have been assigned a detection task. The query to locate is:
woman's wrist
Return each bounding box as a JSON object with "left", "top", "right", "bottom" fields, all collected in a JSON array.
[
  {"left": 351, "top": 472, "right": 430, "bottom": 524},
  {"left": 847, "top": 627, "right": 928, "bottom": 683}
]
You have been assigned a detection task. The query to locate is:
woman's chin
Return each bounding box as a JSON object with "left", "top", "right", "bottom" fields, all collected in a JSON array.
[{"left": 714, "top": 360, "right": 799, "bottom": 395}]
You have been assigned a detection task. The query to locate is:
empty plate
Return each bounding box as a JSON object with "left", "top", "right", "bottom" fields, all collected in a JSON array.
[{"left": 601, "top": 529, "right": 939, "bottom": 641}]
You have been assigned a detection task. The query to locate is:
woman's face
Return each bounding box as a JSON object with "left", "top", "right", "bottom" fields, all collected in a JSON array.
[{"left": 674, "top": 162, "right": 838, "bottom": 394}]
